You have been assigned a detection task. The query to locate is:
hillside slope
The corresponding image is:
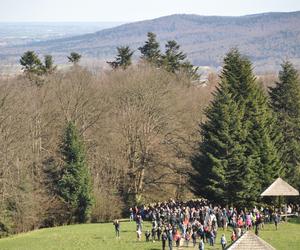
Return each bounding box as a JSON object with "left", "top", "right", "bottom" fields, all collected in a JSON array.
[{"left": 1, "top": 11, "right": 300, "bottom": 71}]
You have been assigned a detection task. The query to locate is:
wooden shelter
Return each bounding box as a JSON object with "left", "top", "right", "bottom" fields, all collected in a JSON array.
[{"left": 261, "top": 177, "right": 299, "bottom": 197}]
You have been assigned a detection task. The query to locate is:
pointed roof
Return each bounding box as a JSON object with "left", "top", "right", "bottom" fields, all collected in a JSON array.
[
  {"left": 261, "top": 177, "right": 299, "bottom": 196},
  {"left": 228, "top": 231, "right": 276, "bottom": 250}
]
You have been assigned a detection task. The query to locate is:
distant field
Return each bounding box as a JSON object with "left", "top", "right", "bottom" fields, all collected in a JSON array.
[
  {"left": 0, "top": 219, "right": 299, "bottom": 250},
  {"left": 0, "top": 22, "right": 124, "bottom": 46}
]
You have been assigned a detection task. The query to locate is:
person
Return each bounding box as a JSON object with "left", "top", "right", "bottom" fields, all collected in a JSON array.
[
  {"left": 209, "top": 229, "right": 215, "bottom": 246},
  {"left": 137, "top": 227, "right": 142, "bottom": 241},
  {"left": 152, "top": 221, "right": 157, "bottom": 242},
  {"left": 236, "top": 227, "right": 241, "bottom": 238},
  {"left": 237, "top": 216, "right": 244, "bottom": 228},
  {"left": 192, "top": 230, "right": 197, "bottom": 247},
  {"left": 246, "top": 213, "right": 252, "bottom": 230},
  {"left": 174, "top": 230, "right": 181, "bottom": 247},
  {"left": 198, "top": 224, "right": 205, "bottom": 242},
  {"left": 167, "top": 227, "right": 173, "bottom": 250},
  {"left": 157, "top": 225, "right": 162, "bottom": 241},
  {"left": 145, "top": 230, "right": 151, "bottom": 241},
  {"left": 287, "top": 205, "right": 292, "bottom": 214},
  {"left": 185, "top": 231, "right": 191, "bottom": 247},
  {"left": 255, "top": 223, "right": 259, "bottom": 236},
  {"left": 254, "top": 212, "right": 261, "bottom": 236},
  {"left": 113, "top": 219, "right": 120, "bottom": 238},
  {"left": 129, "top": 207, "right": 134, "bottom": 221},
  {"left": 136, "top": 214, "right": 143, "bottom": 232},
  {"left": 260, "top": 213, "right": 265, "bottom": 229},
  {"left": 231, "top": 231, "right": 236, "bottom": 242},
  {"left": 221, "top": 234, "right": 227, "bottom": 250},
  {"left": 199, "top": 239, "right": 205, "bottom": 250},
  {"left": 204, "top": 226, "right": 209, "bottom": 243},
  {"left": 222, "top": 209, "right": 228, "bottom": 230},
  {"left": 162, "top": 230, "right": 168, "bottom": 250},
  {"left": 274, "top": 212, "right": 280, "bottom": 230}
]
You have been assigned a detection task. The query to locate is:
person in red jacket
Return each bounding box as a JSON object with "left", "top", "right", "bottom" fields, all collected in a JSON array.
[{"left": 174, "top": 230, "right": 181, "bottom": 247}]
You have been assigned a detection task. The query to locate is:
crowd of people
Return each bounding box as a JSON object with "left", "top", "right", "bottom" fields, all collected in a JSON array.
[{"left": 114, "top": 199, "right": 299, "bottom": 249}]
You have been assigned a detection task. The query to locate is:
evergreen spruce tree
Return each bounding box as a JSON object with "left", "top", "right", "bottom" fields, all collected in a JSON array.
[
  {"left": 58, "top": 122, "right": 93, "bottom": 223},
  {"left": 67, "top": 52, "right": 82, "bottom": 65},
  {"left": 20, "top": 51, "right": 48, "bottom": 85},
  {"left": 269, "top": 61, "right": 300, "bottom": 188},
  {"left": 223, "top": 49, "right": 282, "bottom": 192},
  {"left": 42, "top": 55, "right": 57, "bottom": 74},
  {"left": 161, "top": 40, "right": 199, "bottom": 80},
  {"left": 20, "top": 51, "right": 43, "bottom": 75},
  {"left": 192, "top": 49, "right": 281, "bottom": 206},
  {"left": 138, "top": 32, "right": 161, "bottom": 66},
  {"left": 181, "top": 61, "right": 200, "bottom": 81},
  {"left": 107, "top": 46, "right": 134, "bottom": 70},
  {"left": 161, "top": 40, "right": 187, "bottom": 73},
  {"left": 192, "top": 82, "right": 249, "bottom": 205}
]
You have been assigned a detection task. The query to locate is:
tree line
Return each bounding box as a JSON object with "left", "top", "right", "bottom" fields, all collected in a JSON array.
[{"left": 20, "top": 32, "right": 199, "bottom": 84}]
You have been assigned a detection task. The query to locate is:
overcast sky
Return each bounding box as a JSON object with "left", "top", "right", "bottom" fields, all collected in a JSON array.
[{"left": 1, "top": 0, "right": 300, "bottom": 22}]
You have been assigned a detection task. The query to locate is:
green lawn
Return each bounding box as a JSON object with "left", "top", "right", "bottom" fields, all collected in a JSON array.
[
  {"left": 260, "top": 218, "right": 300, "bottom": 250},
  {"left": 0, "top": 219, "right": 299, "bottom": 250}
]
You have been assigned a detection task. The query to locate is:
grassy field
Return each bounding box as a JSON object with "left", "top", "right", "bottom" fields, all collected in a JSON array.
[{"left": 0, "top": 219, "right": 299, "bottom": 250}]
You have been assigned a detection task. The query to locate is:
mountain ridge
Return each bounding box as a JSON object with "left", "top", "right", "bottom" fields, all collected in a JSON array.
[{"left": 1, "top": 11, "right": 300, "bottom": 72}]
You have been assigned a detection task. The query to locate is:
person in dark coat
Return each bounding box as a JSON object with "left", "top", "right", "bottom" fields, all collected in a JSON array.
[
  {"left": 113, "top": 219, "right": 120, "bottom": 238},
  {"left": 274, "top": 212, "right": 280, "bottom": 230},
  {"left": 162, "top": 230, "right": 168, "bottom": 250}
]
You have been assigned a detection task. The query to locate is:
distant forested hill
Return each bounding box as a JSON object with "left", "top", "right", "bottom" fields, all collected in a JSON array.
[{"left": 1, "top": 11, "right": 300, "bottom": 72}]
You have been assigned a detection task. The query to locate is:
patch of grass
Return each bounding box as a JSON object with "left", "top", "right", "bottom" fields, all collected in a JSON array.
[
  {"left": 0, "top": 220, "right": 299, "bottom": 250},
  {"left": 260, "top": 220, "right": 300, "bottom": 250}
]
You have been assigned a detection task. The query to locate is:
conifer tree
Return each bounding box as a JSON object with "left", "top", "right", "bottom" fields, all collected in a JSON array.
[
  {"left": 192, "top": 82, "right": 248, "bottom": 205},
  {"left": 58, "top": 122, "right": 93, "bottom": 223},
  {"left": 42, "top": 55, "right": 57, "bottom": 74},
  {"left": 222, "top": 49, "right": 282, "bottom": 192},
  {"left": 107, "top": 46, "right": 134, "bottom": 70},
  {"left": 67, "top": 52, "right": 82, "bottom": 65},
  {"left": 20, "top": 51, "right": 43, "bottom": 75},
  {"left": 162, "top": 40, "right": 186, "bottom": 73},
  {"left": 269, "top": 61, "right": 300, "bottom": 188},
  {"left": 20, "top": 51, "right": 48, "bottom": 86},
  {"left": 161, "top": 40, "right": 199, "bottom": 80},
  {"left": 181, "top": 61, "right": 200, "bottom": 81},
  {"left": 138, "top": 32, "right": 161, "bottom": 66},
  {"left": 192, "top": 49, "right": 281, "bottom": 206}
]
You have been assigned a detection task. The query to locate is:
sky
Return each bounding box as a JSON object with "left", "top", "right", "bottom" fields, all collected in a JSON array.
[{"left": 0, "top": 0, "right": 300, "bottom": 22}]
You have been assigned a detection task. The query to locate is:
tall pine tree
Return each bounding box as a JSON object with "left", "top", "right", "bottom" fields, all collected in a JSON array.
[
  {"left": 192, "top": 49, "right": 281, "bottom": 206},
  {"left": 223, "top": 49, "right": 281, "bottom": 193},
  {"left": 67, "top": 52, "right": 82, "bottom": 65},
  {"left": 161, "top": 40, "right": 199, "bottom": 80},
  {"left": 192, "top": 82, "right": 250, "bottom": 205},
  {"left": 138, "top": 32, "right": 161, "bottom": 66},
  {"left": 58, "top": 122, "right": 93, "bottom": 223},
  {"left": 20, "top": 51, "right": 42, "bottom": 75},
  {"left": 42, "top": 55, "right": 57, "bottom": 74},
  {"left": 107, "top": 46, "right": 134, "bottom": 70},
  {"left": 269, "top": 61, "right": 300, "bottom": 189}
]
